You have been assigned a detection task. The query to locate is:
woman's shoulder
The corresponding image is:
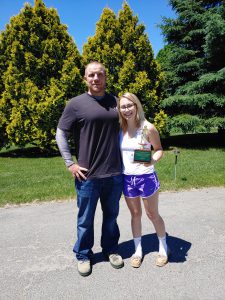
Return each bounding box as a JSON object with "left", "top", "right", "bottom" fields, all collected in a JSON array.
[
  {"left": 142, "top": 120, "right": 158, "bottom": 136},
  {"left": 143, "top": 119, "right": 154, "bottom": 129}
]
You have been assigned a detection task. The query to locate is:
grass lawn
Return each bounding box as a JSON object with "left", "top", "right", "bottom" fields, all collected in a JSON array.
[
  {"left": 0, "top": 154, "right": 75, "bottom": 206},
  {"left": 157, "top": 148, "right": 225, "bottom": 191},
  {"left": 0, "top": 144, "right": 224, "bottom": 206}
]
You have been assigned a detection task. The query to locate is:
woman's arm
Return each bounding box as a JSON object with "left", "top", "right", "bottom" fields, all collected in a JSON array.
[{"left": 147, "top": 123, "right": 163, "bottom": 165}]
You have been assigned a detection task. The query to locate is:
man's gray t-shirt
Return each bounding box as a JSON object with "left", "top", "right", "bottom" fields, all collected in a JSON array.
[{"left": 57, "top": 92, "right": 122, "bottom": 179}]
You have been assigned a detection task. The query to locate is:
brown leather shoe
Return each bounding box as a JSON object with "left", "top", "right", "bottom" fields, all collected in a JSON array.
[{"left": 130, "top": 255, "right": 142, "bottom": 268}]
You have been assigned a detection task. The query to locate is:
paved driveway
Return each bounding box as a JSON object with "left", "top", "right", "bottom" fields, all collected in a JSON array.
[{"left": 0, "top": 187, "right": 225, "bottom": 300}]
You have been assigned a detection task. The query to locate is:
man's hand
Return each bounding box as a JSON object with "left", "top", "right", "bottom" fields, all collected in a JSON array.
[{"left": 68, "top": 164, "right": 88, "bottom": 181}]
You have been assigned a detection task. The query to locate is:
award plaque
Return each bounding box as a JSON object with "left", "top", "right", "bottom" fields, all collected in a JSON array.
[
  {"left": 134, "top": 149, "right": 151, "bottom": 162},
  {"left": 133, "top": 125, "right": 151, "bottom": 163}
]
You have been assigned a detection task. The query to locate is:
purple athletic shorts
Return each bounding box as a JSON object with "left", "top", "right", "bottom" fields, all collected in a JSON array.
[{"left": 123, "top": 172, "right": 160, "bottom": 198}]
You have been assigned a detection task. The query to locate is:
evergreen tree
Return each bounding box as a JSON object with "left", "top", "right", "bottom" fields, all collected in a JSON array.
[
  {"left": 0, "top": 0, "right": 84, "bottom": 150},
  {"left": 158, "top": 0, "right": 225, "bottom": 133},
  {"left": 82, "top": 2, "right": 164, "bottom": 124},
  {"left": 156, "top": 44, "right": 176, "bottom": 97}
]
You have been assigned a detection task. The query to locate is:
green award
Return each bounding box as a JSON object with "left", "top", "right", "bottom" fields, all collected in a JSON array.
[{"left": 134, "top": 125, "right": 151, "bottom": 163}]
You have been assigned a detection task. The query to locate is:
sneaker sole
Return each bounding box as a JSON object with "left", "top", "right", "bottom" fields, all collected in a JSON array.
[
  {"left": 78, "top": 269, "right": 92, "bottom": 277},
  {"left": 109, "top": 261, "right": 124, "bottom": 269}
]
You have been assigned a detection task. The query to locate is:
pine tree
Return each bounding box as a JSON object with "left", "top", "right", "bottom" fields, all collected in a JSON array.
[
  {"left": 82, "top": 2, "right": 163, "bottom": 123},
  {"left": 158, "top": 0, "right": 225, "bottom": 134},
  {"left": 0, "top": 0, "right": 85, "bottom": 150}
]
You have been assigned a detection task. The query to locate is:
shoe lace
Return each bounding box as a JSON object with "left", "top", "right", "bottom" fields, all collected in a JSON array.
[
  {"left": 109, "top": 254, "right": 120, "bottom": 261},
  {"left": 79, "top": 260, "right": 90, "bottom": 264}
]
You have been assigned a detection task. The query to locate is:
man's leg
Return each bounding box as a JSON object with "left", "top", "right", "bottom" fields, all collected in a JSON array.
[
  {"left": 73, "top": 179, "right": 99, "bottom": 262},
  {"left": 100, "top": 175, "right": 123, "bottom": 268}
]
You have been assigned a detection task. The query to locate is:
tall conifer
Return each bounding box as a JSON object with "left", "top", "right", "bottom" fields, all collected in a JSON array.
[
  {"left": 158, "top": 0, "right": 225, "bottom": 133},
  {"left": 0, "top": 0, "right": 84, "bottom": 150},
  {"left": 82, "top": 2, "right": 163, "bottom": 122}
]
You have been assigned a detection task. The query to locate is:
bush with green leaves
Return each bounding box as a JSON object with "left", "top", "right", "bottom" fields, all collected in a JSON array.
[
  {"left": 153, "top": 110, "right": 169, "bottom": 136},
  {"left": 0, "top": 0, "right": 85, "bottom": 150}
]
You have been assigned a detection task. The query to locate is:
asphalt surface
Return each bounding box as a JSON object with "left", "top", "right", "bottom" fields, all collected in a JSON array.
[{"left": 0, "top": 187, "right": 225, "bottom": 300}]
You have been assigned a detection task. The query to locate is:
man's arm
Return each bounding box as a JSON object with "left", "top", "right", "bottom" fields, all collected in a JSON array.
[
  {"left": 56, "top": 127, "right": 74, "bottom": 167},
  {"left": 56, "top": 127, "right": 88, "bottom": 180}
]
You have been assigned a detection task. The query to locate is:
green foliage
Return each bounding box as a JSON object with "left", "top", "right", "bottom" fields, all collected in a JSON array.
[
  {"left": 204, "top": 10, "right": 225, "bottom": 70},
  {"left": 168, "top": 114, "right": 202, "bottom": 134},
  {"left": 82, "top": 2, "right": 162, "bottom": 119},
  {"left": 162, "top": 94, "right": 225, "bottom": 115},
  {"left": 204, "top": 117, "right": 225, "bottom": 131},
  {"left": 168, "top": 114, "right": 225, "bottom": 134},
  {"left": 176, "top": 67, "right": 225, "bottom": 95},
  {"left": 153, "top": 110, "right": 169, "bottom": 136},
  {"left": 0, "top": 0, "right": 85, "bottom": 150},
  {"left": 158, "top": 0, "right": 225, "bottom": 133}
]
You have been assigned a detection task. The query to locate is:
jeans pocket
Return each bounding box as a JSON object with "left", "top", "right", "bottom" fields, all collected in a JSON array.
[{"left": 75, "top": 179, "right": 95, "bottom": 197}]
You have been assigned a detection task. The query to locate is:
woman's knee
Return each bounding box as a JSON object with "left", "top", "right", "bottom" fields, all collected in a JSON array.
[
  {"left": 146, "top": 210, "right": 160, "bottom": 222},
  {"left": 131, "top": 209, "right": 142, "bottom": 219}
]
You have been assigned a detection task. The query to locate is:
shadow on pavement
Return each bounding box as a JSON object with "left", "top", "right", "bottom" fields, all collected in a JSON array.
[
  {"left": 92, "top": 233, "right": 191, "bottom": 265},
  {"left": 167, "top": 234, "right": 192, "bottom": 263}
]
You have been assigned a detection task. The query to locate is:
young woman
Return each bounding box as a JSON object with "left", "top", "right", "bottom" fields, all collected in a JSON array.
[{"left": 118, "top": 92, "right": 169, "bottom": 268}]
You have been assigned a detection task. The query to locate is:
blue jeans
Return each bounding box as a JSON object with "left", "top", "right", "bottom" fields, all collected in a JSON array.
[{"left": 73, "top": 175, "right": 123, "bottom": 261}]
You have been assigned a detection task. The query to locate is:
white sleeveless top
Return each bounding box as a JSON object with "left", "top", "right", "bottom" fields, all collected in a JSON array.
[{"left": 119, "top": 121, "right": 155, "bottom": 175}]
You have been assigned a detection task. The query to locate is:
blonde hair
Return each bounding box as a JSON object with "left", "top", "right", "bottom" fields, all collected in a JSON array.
[{"left": 118, "top": 92, "right": 145, "bottom": 132}]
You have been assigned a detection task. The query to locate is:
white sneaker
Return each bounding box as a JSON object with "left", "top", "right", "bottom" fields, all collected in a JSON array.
[{"left": 77, "top": 260, "right": 91, "bottom": 276}]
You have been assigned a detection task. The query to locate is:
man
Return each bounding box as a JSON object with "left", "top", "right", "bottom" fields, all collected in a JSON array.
[{"left": 56, "top": 61, "right": 123, "bottom": 276}]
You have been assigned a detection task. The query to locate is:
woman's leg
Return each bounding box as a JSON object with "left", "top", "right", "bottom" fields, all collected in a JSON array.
[
  {"left": 125, "top": 196, "right": 143, "bottom": 258},
  {"left": 143, "top": 191, "right": 165, "bottom": 236},
  {"left": 125, "top": 196, "right": 142, "bottom": 237},
  {"left": 143, "top": 191, "right": 168, "bottom": 257}
]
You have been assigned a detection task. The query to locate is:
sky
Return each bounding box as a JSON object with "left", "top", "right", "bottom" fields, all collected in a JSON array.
[{"left": 0, "top": 0, "right": 176, "bottom": 56}]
